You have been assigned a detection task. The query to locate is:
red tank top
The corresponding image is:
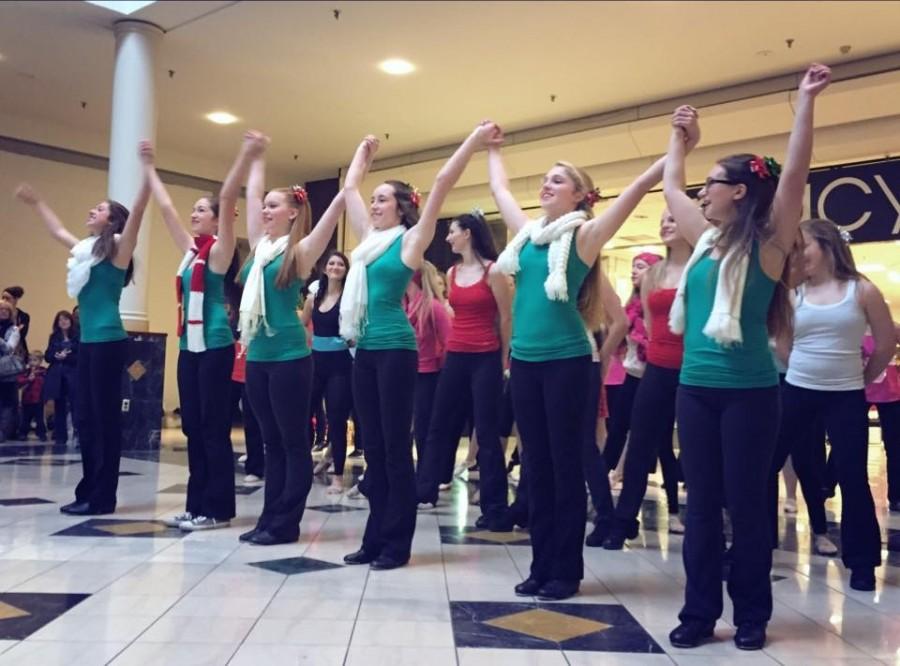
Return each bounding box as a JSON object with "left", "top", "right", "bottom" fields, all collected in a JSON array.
[
  {"left": 446, "top": 264, "right": 501, "bottom": 353},
  {"left": 646, "top": 288, "right": 684, "bottom": 369}
]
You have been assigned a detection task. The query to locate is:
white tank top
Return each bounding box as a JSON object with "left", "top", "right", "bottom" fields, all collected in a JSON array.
[{"left": 786, "top": 280, "right": 866, "bottom": 391}]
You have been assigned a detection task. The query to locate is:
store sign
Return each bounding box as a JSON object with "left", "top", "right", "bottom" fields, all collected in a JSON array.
[{"left": 808, "top": 159, "right": 900, "bottom": 243}]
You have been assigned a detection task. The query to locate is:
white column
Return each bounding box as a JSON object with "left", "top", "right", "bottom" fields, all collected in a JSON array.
[{"left": 108, "top": 19, "right": 162, "bottom": 332}]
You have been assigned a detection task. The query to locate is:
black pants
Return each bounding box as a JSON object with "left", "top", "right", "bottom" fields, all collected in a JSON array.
[
  {"left": 614, "top": 364, "right": 682, "bottom": 533},
  {"left": 0, "top": 382, "right": 18, "bottom": 440},
  {"left": 241, "top": 384, "right": 265, "bottom": 478},
  {"left": 769, "top": 377, "right": 828, "bottom": 542},
  {"left": 310, "top": 350, "right": 354, "bottom": 476},
  {"left": 413, "top": 370, "right": 441, "bottom": 467},
  {"left": 18, "top": 402, "right": 46, "bottom": 439},
  {"left": 583, "top": 363, "right": 613, "bottom": 526},
  {"left": 512, "top": 355, "right": 591, "bottom": 582},
  {"left": 246, "top": 357, "right": 313, "bottom": 540},
  {"left": 178, "top": 347, "right": 236, "bottom": 521},
  {"left": 676, "top": 384, "right": 779, "bottom": 626},
  {"left": 875, "top": 400, "right": 900, "bottom": 503},
  {"left": 53, "top": 389, "right": 75, "bottom": 445},
  {"left": 74, "top": 340, "right": 128, "bottom": 509},
  {"left": 773, "top": 384, "right": 881, "bottom": 570},
  {"left": 418, "top": 351, "right": 509, "bottom": 522},
  {"left": 604, "top": 373, "right": 640, "bottom": 469},
  {"left": 353, "top": 349, "right": 418, "bottom": 562}
]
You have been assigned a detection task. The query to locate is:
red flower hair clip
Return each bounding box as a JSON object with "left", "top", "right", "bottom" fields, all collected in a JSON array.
[
  {"left": 749, "top": 156, "right": 782, "bottom": 181},
  {"left": 584, "top": 188, "right": 601, "bottom": 207},
  {"left": 408, "top": 185, "right": 421, "bottom": 208},
  {"left": 291, "top": 185, "right": 308, "bottom": 204}
]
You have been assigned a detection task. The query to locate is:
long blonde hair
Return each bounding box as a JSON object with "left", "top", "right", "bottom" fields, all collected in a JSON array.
[{"left": 269, "top": 188, "right": 312, "bottom": 289}]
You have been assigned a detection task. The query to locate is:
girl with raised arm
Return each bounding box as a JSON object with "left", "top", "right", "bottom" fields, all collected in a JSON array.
[
  {"left": 234, "top": 132, "right": 346, "bottom": 546},
  {"left": 488, "top": 126, "right": 693, "bottom": 600},
  {"left": 140, "top": 137, "right": 249, "bottom": 531},
  {"left": 662, "top": 64, "right": 831, "bottom": 650},
  {"left": 769, "top": 219, "right": 894, "bottom": 590},
  {"left": 415, "top": 211, "right": 513, "bottom": 531},
  {"left": 340, "top": 123, "right": 498, "bottom": 571},
  {"left": 15, "top": 152, "right": 150, "bottom": 516}
]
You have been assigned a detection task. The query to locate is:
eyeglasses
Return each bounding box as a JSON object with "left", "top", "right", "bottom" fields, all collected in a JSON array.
[{"left": 703, "top": 177, "right": 740, "bottom": 189}]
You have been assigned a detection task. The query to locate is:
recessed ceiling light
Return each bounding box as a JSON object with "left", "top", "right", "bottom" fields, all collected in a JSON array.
[
  {"left": 206, "top": 111, "right": 238, "bottom": 125},
  {"left": 378, "top": 58, "right": 415, "bottom": 76}
]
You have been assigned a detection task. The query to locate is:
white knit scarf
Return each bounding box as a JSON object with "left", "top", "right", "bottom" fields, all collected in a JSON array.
[
  {"left": 238, "top": 234, "right": 290, "bottom": 347},
  {"left": 496, "top": 210, "right": 587, "bottom": 301},
  {"left": 668, "top": 227, "right": 750, "bottom": 347},
  {"left": 339, "top": 226, "right": 405, "bottom": 341},
  {"left": 66, "top": 236, "right": 101, "bottom": 299}
]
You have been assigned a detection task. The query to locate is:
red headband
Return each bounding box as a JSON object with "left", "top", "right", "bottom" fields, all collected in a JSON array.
[{"left": 634, "top": 252, "right": 663, "bottom": 266}]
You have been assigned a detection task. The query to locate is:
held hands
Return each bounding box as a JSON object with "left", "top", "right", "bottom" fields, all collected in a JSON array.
[
  {"left": 243, "top": 130, "right": 270, "bottom": 159},
  {"left": 13, "top": 183, "right": 40, "bottom": 206},
  {"left": 472, "top": 120, "right": 504, "bottom": 149},
  {"left": 671, "top": 105, "right": 700, "bottom": 150},
  {"left": 360, "top": 134, "right": 381, "bottom": 166},
  {"left": 799, "top": 63, "right": 831, "bottom": 98},
  {"left": 138, "top": 140, "right": 155, "bottom": 166}
]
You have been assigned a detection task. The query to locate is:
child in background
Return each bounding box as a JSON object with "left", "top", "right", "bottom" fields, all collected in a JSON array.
[{"left": 18, "top": 351, "right": 47, "bottom": 441}]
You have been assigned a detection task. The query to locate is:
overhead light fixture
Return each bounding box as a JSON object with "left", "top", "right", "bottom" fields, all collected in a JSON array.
[
  {"left": 857, "top": 263, "right": 885, "bottom": 273},
  {"left": 85, "top": 1, "right": 156, "bottom": 15},
  {"left": 378, "top": 58, "right": 415, "bottom": 76},
  {"left": 206, "top": 111, "right": 238, "bottom": 125}
]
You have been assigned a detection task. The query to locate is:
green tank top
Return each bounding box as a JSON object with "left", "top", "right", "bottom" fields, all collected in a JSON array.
[
  {"left": 179, "top": 263, "right": 234, "bottom": 351},
  {"left": 511, "top": 236, "right": 592, "bottom": 362},
  {"left": 357, "top": 235, "right": 416, "bottom": 351},
  {"left": 239, "top": 252, "right": 309, "bottom": 362},
  {"left": 680, "top": 243, "right": 778, "bottom": 388},
  {"left": 78, "top": 260, "right": 127, "bottom": 343}
]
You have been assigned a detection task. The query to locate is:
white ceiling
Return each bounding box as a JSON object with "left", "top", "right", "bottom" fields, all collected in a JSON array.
[{"left": 2, "top": 0, "right": 900, "bottom": 183}]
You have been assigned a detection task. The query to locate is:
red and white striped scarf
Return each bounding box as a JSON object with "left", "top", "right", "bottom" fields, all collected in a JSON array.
[{"left": 175, "top": 234, "right": 216, "bottom": 352}]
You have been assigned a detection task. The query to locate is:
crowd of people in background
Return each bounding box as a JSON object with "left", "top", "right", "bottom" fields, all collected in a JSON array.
[{"left": 6, "top": 61, "right": 900, "bottom": 652}]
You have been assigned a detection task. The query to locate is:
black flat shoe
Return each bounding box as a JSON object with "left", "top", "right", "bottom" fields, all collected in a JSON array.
[
  {"left": 370, "top": 555, "right": 408, "bottom": 570},
  {"left": 514, "top": 577, "right": 544, "bottom": 596},
  {"left": 536, "top": 579, "right": 579, "bottom": 601},
  {"left": 239, "top": 528, "right": 259, "bottom": 543},
  {"left": 734, "top": 622, "right": 766, "bottom": 650},
  {"left": 343, "top": 549, "right": 376, "bottom": 565},
  {"left": 669, "top": 621, "right": 715, "bottom": 648},
  {"left": 585, "top": 522, "right": 611, "bottom": 547},
  {"left": 60, "top": 501, "right": 90, "bottom": 515},
  {"left": 850, "top": 568, "right": 876, "bottom": 591},
  {"left": 247, "top": 530, "right": 297, "bottom": 546}
]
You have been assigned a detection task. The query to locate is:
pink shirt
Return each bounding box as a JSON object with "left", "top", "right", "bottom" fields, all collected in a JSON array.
[
  {"left": 406, "top": 298, "right": 452, "bottom": 374},
  {"left": 863, "top": 335, "right": 900, "bottom": 403}
]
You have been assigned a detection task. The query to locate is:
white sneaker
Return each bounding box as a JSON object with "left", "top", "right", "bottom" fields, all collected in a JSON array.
[
  {"left": 668, "top": 514, "right": 685, "bottom": 534},
  {"left": 417, "top": 501, "right": 437, "bottom": 510},
  {"left": 347, "top": 483, "right": 363, "bottom": 499},
  {"left": 243, "top": 474, "right": 263, "bottom": 485},
  {"left": 438, "top": 482, "right": 453, "bottom": 492},
  {"left": 453, "top": 461, "right": 471, "bottom": 478},
  {"left": 814, "top": 534, "right": 839, "bottom": 556},
  {"left": 164, "top": 511, "right": 193, "bottom": 528},
  {"left": 238, "top": 454, "right": 248, "bottom": 464},
  {"left": 180, "top": 516, "right": 230, "bottom": 531}
]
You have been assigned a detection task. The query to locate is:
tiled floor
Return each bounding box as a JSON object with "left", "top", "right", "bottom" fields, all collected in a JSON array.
[{"left": 0, "top": 430, "right": 898, "bottom": 665}]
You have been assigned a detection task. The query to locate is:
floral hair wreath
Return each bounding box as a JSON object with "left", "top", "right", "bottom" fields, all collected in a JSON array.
[
  {"left": 408, "top": 185, "right": 421, "bottom": 208},
  {"left": 583, "top": 188, "right": 602, "bottom": 207},
  {"left": 290, "top": 184, "right": 308, "bottom": 204},
  {"left": 749, "top": 155, "right": 782, "bottom": 181},
  {"left": 839, "top": 228, "right": 852, "bottom": 243},
  {"left": 470, "top": 206, "right": 486, "bottom": 219}
]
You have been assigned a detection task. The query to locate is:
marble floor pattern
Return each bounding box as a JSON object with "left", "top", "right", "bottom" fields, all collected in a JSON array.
[{"left": 0, "top": 430, "right": 898, "bottom": 665}]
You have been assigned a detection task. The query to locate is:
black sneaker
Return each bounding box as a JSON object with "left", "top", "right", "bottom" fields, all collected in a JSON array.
[{"left": 669, "top": 621, "right": 715, "bottom": 648}]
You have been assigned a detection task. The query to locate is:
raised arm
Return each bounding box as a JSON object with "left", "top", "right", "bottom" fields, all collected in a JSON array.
[
  {"left": 112, "top": 163, "right": 151, "bottom": 270},
  {"left": 663, "top": 107, "right": 709, "bottom": 247},
  {"left": 296, "top": 190, "right": 346, "bottom": 278},
  {"left": 342, "top": 135, "right": 379, "bottom": 244},
  {"left": 14, "top": 184, "right": 80, "bottom": 250},
  {"left": 860, "top": 279, "right": 896, "bottom": 385},
  {"left": 489, "top": 265, "right": 513, "bottom": 369},
  {"left": 405, "top": 122, "right": 501, "bottom": 263},
  {"left": 138, "top": 140, "right": 193, "bottom": 255},
  {"left": 769, "top": 64, "right": 832, "bottom": 252},
  {"left": 217, "top": 131, "right": 268, "bottom": 271},
  {"left": 245, "top": 141, "right": 268, "bottom": 251},
  {"left": 487, "top": 144, "right": 530, "bottom": 233}
]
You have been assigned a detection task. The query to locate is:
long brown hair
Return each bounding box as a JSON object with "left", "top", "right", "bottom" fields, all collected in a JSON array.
[
  {"left": 268, "top": 188, "right": 312, "bottom": 289},
  {"left": 93, "top": 200, "right": 134, "bottom": 284},
  {"left": 385, "top": 180, "right": 420, "bottom": 229},
  {"left": 800, "top": 218, "right": 862, "bottom": 282}
]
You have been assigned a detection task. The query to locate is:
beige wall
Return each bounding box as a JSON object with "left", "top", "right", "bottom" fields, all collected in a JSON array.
[{"left": 0, "top": 149, "right": 249, "bottom": 412}]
